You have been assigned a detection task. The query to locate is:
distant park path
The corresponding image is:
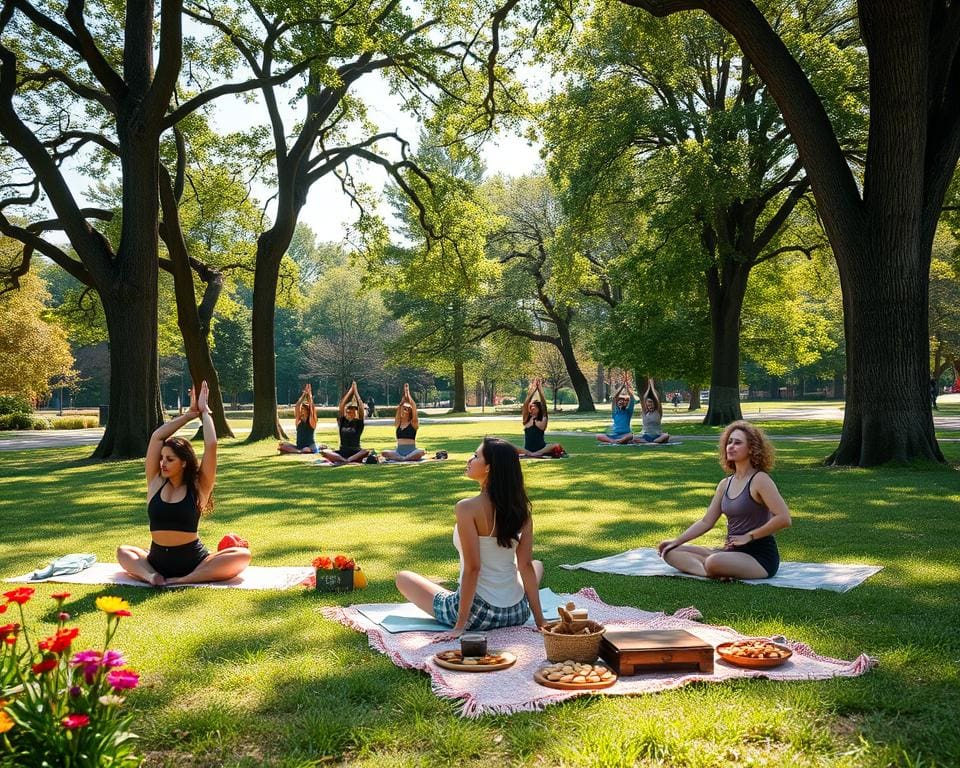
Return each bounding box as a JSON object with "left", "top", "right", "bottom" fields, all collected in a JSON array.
[{"left": 2, "top": 401, "right": 958, "bottom": 451}]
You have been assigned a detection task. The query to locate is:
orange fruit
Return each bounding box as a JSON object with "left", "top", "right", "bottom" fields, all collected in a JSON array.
[{"left": 353, "top": 566, "right": 368, "bottom": 589}]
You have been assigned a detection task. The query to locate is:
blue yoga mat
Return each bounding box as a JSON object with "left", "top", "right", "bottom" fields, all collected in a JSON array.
[{"left": 355, "top": 588, "right": 566, "bottom": 633}]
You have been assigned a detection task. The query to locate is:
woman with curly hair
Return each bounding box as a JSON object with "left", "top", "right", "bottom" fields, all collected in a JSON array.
[
  {"left": 657, "top": 421, "right": 791, "bottom": 579},
  {"left": 117, "top": 381, "right": 251, "bottom": 586},
  {"left": 395, "top": 437, "right": 547, "bottom": 638}
]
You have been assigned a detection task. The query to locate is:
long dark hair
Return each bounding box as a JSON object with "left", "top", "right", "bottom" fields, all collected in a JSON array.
[
  {"left": 162, "top": 437, "right": 213, "bottom": 514},
  {"left": 481, "top": 437, "right": 531, "bottom": 548}
]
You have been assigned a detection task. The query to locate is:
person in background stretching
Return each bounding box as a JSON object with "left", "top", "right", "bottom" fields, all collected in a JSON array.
[
  {"left": 278, "top": 383, "right": 320, "bottom": 453},
  {"left": 597, "top": 376, "right": 635, "bottom": 444},
  {"left": 657, "top": 421, "right": 791, "bottom": 580},
  {"left": 632, "top": 378, "right": 671, "bottom": 444},
  {"left": 517, "top": 379, "right": 561, "bottom": 457},
  {"left": 395, "top": 437, "right": 548, "bottom": 638},
  {"left": 118, "top": 382, "right": 251, "bottom": 586},
  {"left": 321, "top": 381, "right": 370, "bottom": 464},
  {"left": 382, "top": 384, "right": 426, "bottom": 462}
]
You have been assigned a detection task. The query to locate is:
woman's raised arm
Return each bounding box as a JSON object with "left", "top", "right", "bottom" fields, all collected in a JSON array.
[
  {"left": 195, "top": 381, "right": 217, "bottom": 502},
  {"left": 146, "top": 386, "right": 199, "bottom": 485}
]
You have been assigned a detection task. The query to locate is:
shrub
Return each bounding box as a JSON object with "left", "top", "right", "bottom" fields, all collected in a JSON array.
[
  {"left": 0, "top": 414, "right": 36, "bottom": 431},
  {"left": 49, "top": 416, "right": 99, "bottom": 429},
  {"left": 0, "top": 589, "right": 142, "bottom": 767},
  {"left": 0, "top": 395, "right": 31, "bottom": 417}
]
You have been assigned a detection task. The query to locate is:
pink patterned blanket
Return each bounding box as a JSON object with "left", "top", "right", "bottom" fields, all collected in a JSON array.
[{"left": 321, "top": 588, "right": 875, "bottom": 716}]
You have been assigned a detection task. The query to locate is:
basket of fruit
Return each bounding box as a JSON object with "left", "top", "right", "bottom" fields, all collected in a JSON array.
[{"left": 541, "top": 602, "right": 605, "bottom": 662}]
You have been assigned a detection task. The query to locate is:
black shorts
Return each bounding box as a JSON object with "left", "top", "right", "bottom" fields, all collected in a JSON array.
[
  {"left": 338, "top": 446, "right": 361, "bottom": 456},
  {"left": 730, "top": 535, "right": 780, "bottom": 578},
  {"left": 148, "top": 539, "right": 210, "bottom": 578}
]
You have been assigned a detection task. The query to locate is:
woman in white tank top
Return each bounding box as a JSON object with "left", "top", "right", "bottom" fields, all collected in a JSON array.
[{"left": 396, "top": 437, "right": 547, "bottom": 638}]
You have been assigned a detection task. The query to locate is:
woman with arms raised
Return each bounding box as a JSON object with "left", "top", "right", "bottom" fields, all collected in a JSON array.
[
  {"left": 117, "top": 382, "right": 251, "bottom": 586},
  {"left": 320, "top": 381, "right": 370, "bottom": 464},
  {"left": 396, "top": 437, "right": 547, "bottom": 638},
  {"left": 278, "top": 383, "right": 320, "bottom": 454},
  {"left": 658, "top": 421, "right": 791, "bottom": 580},
  {"left": 382, "top": 384, "right": 426, "bottom": 462},
  {"left": 517, "top": 379, "right": 562, "bottom": 458}
]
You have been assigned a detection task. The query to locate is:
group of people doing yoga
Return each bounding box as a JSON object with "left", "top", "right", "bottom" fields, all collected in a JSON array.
[
  {"left": 597, "top": 375, "right": 672, "bottom": 444},
  {"left": 118, "top": 378, "right": 791, "bottom": 633},
  {"left": 279, "top": 382, "right": 431, "bottom": 464}
]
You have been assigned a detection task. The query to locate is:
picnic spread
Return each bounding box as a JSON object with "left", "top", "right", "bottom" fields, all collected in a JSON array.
[{"left": 322, "top": 587, "right": 875, "bottom": 716}]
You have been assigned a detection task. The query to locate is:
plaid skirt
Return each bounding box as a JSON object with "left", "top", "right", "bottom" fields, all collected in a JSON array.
[{"left": 433, "top": 589, "right": 530, "bottom": 631}]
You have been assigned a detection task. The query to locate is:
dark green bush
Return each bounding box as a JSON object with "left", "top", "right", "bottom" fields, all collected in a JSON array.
[
  {"left": 0, "top": 394, "right": 32, "bottom": 416},
  {"left": 0, "top": 413, "right": 33, "bottom": 429}
]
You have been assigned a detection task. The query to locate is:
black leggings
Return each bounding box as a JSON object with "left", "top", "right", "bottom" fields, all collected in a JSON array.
[
  {"left": 729, "top": 535, "right": 780, "bottom": 578},
  {"left": 148, "top": 539, "right": 210, "bottom": 578}
]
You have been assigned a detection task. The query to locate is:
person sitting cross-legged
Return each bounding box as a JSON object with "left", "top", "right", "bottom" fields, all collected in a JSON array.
[
  {"left": 395, "top": 437, "right": 548, "bottom": 638},
  {"left": 632, "top": 378, "right": 671, "bottom": 444},
  {"left": 657, "top": 421, "right": 791, "bottom": 580},
  {"left": 597, "top": 376, "right": 635, "bottom": 444},
  {"left": 382, "top": 384, "right": 426, "bottom": 462},
  {"left": 320, "top": 381, "right": 370, "bottom": 464},
  {"left": 516, "top": 379, "right": 561, "bottom": 458},
  {"left": 278, "top": 383, "right": 320, "bottom": 453},
  {"left": 117, "top": 382, "right": 251, "bottom": 586}
]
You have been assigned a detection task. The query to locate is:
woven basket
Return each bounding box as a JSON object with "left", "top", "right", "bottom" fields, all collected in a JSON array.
[{"left": 541, "top": 620, "right": 606, "bottom": 662}]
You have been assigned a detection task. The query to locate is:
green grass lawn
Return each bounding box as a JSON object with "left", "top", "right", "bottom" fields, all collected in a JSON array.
[{"left": 1, "top": 422, "right": 959, "bottom": 767}]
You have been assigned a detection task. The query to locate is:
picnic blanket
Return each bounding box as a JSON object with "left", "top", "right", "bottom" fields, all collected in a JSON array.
[
  {"left": 355, "top": 588, "right": 567, "bottom": 633},
  {"left": 560, "top": 548, "right": 882, "bottom": 592},
  {"left": 322, "top": 587, "right": 875, "bottom": 716},
  {"left": 5, "top": 563, "right": 314, "bottom": 590}
]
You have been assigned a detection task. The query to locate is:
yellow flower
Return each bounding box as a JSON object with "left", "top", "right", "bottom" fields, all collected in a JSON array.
[
  {"left": 0, "top": 710, "right": 14, "bottom": 734},
  {"left": 95, "top": 596, "right": 130, "bottom": 615}
]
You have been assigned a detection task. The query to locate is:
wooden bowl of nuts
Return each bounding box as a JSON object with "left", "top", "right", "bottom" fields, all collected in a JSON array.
[{"left": 716, "top": 639, "right": 793, "bottom": 669}]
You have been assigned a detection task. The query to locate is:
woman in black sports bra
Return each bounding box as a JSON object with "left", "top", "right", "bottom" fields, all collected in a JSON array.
[
  {"left": 382, "top": 384, "right": 426, "bottom": 462},
  {"left": 117, "top": 381, "right": 251, "bottom": 586},
  {"left": 278, "top": 383, "right": 320, "bottom": 453},
  {"left": 516, "top": 379, "right": 562, "bottom": 458},
  {"left": 657, "top": 420, "right": 791, "bottom": 580},
  {"left": 320, "top": 381, "right": 370, "bottom": 464}
]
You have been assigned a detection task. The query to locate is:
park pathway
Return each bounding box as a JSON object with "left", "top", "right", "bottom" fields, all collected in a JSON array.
[{"left": 2, "top": 405, "right": 958, "bottom": 451}]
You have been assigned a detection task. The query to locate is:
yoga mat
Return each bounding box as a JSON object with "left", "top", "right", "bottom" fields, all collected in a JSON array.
[
  {"left": 355, "top": 587, "right": 566, "bottom": 633},
  {"left": 598, "top": 441, "right": 681, "bottom": 446},
  {"left": 5, "top": 563, "right": 314, "bottom": 590},
  {"left": 560, "top": 548, "right": 882, "bottom": 592},
  {"left": 322, "top": 587, "right": 876, "bottom": 716}
]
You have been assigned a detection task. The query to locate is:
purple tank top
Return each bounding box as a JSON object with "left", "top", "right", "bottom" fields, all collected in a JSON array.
[{"left": 720, "top": 473, "right": 771, "bottom": 536}]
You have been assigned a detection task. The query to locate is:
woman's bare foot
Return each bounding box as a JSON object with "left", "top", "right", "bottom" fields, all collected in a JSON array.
[{"left": 148, "top": 572, "right": 166, "bottom": 587}]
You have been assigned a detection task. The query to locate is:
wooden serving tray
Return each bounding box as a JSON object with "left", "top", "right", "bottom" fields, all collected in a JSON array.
[
  {"left": 600, "top": 629, "right": 714, "bottom": 675},
  {"left": 432, "top": 651, "right": 516, "bottom": 672},
  {"left": 533, "top": 663, "right": 618, "bottom": 690}
]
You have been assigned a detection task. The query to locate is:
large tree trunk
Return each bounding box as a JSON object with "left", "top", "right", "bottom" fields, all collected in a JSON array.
[
  {"left": 825, "top": 7, "right": 942, "bottom": 465},
  {"left": 453, "top": 361, "right": 466, "bottom": 412},
  {"left": 94, "top": 293, "right": 163, "bottom": 459},
  {"left": 703, "top": 262, "right": 748, "bottom": 426},
  {"left": 159, "top": 168, "right": 233, "bottom": 438},
  {"left": 688, "top": 384, "right": 701, "bottom": 410},
  {"left": 93, "top": 137, "right": 163, "bottom": 459},
  {"left": 556, "top": 326, "right": 596, "bottom": 412},
  {"left": 827, "top": 239, "right": 943, "bottom": 464},
  {"left": 249, "top": 233, "right": 287, "bottom": 441},
  {"left": 622, "top": 0, "right": 949, "bottom": 464}
]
